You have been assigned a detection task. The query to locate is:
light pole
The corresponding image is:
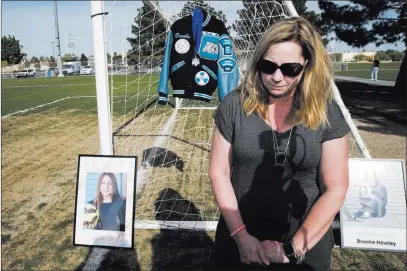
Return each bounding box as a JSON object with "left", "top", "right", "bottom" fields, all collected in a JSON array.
[{"left": 54, "top": 0, "right": 64, "bottom": 77}]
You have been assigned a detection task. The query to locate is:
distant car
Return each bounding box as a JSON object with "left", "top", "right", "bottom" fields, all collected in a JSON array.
[
  {"left": 16, "top": 69, "right": 35, "bottom": 78},
  {"left": 62, "top": 62, "right": 81, "bottom": 75},
  {"left": 80, "top": 66, "right": 95, "bottom": 75}
]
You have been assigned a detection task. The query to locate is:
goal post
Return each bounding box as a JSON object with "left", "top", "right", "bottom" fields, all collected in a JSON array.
[{"left": 92, "top": 0, "right": 371, "bottom": 232}]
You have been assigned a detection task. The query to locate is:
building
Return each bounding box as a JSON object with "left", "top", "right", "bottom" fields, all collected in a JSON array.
[{"left": 341, "top": 51, "right": 376, "bottom": 62}]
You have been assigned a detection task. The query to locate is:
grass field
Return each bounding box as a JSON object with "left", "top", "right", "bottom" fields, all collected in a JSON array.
[
  {"left": 2, "top": 74, "right": 160, "bottom": 117},
  {"left": 1, "top": 73, "right": 406, "bottom": 270},
  {"left": 334, "top": 62, "right": 402, "bottom": 81}
]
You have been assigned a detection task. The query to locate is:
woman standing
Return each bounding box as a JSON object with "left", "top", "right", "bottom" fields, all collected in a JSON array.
[{"left": 209, "top": 17, "right": 350, "bottom": 270}]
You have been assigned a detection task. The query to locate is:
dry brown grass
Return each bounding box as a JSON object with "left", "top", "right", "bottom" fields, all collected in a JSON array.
[
  {"left": 1, "top": 110, "right": 99, "bottom": 270},
  {"left": 1, "top": 105, "right": 406, "bottom": 270}
]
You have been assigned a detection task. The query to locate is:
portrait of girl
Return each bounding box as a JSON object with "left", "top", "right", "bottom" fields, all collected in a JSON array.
[{"left": 84, "top": 172, "right": 126, "bottom": 232}]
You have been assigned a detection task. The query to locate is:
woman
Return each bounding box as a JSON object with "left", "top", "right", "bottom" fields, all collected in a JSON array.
[
  {"left": 88, "top": 172, "right": 126, "bottom": 231},
  {"left": 209, "top": 17, "right": 350, "bottom": 270}
]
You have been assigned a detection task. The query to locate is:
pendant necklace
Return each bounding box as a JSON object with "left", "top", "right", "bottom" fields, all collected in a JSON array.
[{"left": 271, "top": 125, "right": 294, "bottom": 170}]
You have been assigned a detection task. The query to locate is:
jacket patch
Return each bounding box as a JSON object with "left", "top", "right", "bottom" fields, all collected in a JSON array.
[
  {"left": 195, "top": 71, "right": 210, "bottom": 86},
  {"left": 171, "top": 61, "right": 185, "bottom": 74},
  {"left": 198, "top": 32, "right": 220, "bottom": 61},
  {"left": 219, "top": 35, "right": 233, "bottom": 56},
  {"left": 218, "top": 58, "right": 237, "bottom": 73},
  {"left": 175, "top": 39, "right": 190, "bottom": 54}
]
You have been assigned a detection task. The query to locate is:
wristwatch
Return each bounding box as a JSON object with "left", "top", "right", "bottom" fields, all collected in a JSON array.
[
  {"left": 283, "top": 240, "right": 305, "bottom": 265},
  {"left": 283, "top": 241, "right": 296, "bottom": 264}
]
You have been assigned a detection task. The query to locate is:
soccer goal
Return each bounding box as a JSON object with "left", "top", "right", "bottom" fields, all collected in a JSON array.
[{"left": 90, "top": 0, "right": 371, "bottom": 231}]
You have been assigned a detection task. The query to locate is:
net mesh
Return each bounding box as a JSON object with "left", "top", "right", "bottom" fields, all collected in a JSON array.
[{"left": 102, "top": 0, "right": 368, "bottom": 230}]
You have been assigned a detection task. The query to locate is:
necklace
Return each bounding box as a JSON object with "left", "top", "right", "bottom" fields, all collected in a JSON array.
[{"left": 271, "top": 125, "right": 294, "bottom": 169}]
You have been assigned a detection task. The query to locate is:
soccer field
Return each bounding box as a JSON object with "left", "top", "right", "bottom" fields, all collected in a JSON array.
[
  {"left": 1, "top": 74, "right": 221, "bottom": 270},
  {"left": 2, "top": 72, "right": 220, "bottom": 218},
  {"left": 334, "top": 62, "right": 402, "bottom": 81},
  {"left": 2, "top": 74, "right": 406, "bottom": 270},
  {"left": 2, "top": 74, "right": 159, "bottom": 117}
]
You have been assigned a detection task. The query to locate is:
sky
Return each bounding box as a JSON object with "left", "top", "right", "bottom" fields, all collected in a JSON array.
[{"left": 1, "top": 1, "right": 405, "bottom": 60}]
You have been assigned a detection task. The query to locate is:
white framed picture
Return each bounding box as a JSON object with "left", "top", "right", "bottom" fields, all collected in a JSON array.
[
  {"left": 73, "top": 154, "right": 137, "bottom": 249},
  {"left": 340, "top": 158, "right": 406, "bottom": 252}
]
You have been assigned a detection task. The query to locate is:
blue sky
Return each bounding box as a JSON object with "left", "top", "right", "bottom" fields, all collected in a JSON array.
[{"left": 2, "top": 1, "right": 405, "bottom": 59}]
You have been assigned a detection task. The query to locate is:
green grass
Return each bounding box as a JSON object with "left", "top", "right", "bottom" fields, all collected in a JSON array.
[
  {"left": 334, "top": 62, "right": 402, "bottom": 81},
  {"left": 335, "top": 70, "right": 399, "bottom": 81},
  {"left": 1, "top": 74, "right": 161, "bottom": 116},
  {"left": 340, "top": 62, "right": 401, "bottom": 70}
]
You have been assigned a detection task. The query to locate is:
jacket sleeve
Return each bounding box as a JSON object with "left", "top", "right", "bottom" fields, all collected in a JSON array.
[
  {"left": 217, "top": 24, "right": 239, "bottom": 102},
  {"left": 157, "top": 30, "right": 173, "bottom": 105}
]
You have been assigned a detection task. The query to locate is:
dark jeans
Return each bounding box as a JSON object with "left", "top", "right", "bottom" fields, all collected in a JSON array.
[{"left": 210, "top": 218, "right": 334, "bottom": 271}]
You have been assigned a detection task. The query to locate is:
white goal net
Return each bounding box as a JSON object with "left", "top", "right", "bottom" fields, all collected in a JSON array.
[{"left": 92, "top": 0, "right": 370, "bottom": 231}]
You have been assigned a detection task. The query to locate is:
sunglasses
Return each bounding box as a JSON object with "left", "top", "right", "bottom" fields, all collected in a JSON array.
[{"left": 257, "top": 59, "right": 307, "bottom": 77}]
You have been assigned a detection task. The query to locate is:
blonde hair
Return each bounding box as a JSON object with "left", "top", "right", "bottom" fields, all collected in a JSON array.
[{"left": 239, "top": 17, "right": 334, "bottom": 130}]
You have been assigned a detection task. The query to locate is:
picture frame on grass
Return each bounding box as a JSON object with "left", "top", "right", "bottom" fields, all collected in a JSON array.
[
  {"left": 340, "top": 158, "right": 406, "bottom": 252},
  {"left": 73, "top": 154, "right": 137, "bottom": 249}
]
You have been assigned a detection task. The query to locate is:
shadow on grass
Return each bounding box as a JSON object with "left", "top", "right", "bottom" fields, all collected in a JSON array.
[
  {"left": 76, "top": 246, "right": 140, "bottom": 271},
  {"left": 151, "top": 188, "right": 214, "bottom": 270},
  {"left": 142, "top": 147, "right": 185, "bottom": 172},
  {"left": 335, "top": 80, "right": 407, "bottom": 137}
]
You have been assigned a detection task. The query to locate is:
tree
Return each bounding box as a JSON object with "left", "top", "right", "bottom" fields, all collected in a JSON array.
[
  {"left": 331, "top": 53, "right": 343, "bottom": 62},
  {"left": 62, "top": 54, "right": 73, "bottom": 62},
  {"left": 232, "top": 0, "right": 328, "bottom": 52},
  {"left": 388, "top": 51, "right": 404, "bottom": 61},
  {"left": 112, "top": 52, "right": 122, "bottom": 64},
  {"left": 318, "top": 0, "right": 406, "bottom": 48},
  {"left": 127, "top": 1, "right": 167, "bottom": 66},
  {"left": 376, "top": 51, "right": 391, "bottom": 61},
  {"left": 352, "top": 54, "right": 369, "bottom": 62},
  {"left": 29, "top": 56, "right": 40, "bottom": 69},
  {"left": 1, "top": 35, "right": 25, "bottom": 65},
  {"left": 39, "top": 55, "right": 48, "bottom": 62},
  {"left": 30, "top": 56, "right": 40, "bottom": 63},
  {"left": 49, "top": 56, "right": 57, "bottom": 67},
  {"left": 80, "top": 53, "right": 88, "bottom": 65}
]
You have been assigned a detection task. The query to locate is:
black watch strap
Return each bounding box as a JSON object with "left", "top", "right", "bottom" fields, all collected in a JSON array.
[{"left": 283, "top": 242, "right": 296, "bottom": 264}]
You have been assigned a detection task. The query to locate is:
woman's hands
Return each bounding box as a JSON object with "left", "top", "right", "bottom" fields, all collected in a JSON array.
[
  {"left": 233, "top": 230, "right": 270, "bottom": 266},
  {"left": 260, "top": 240, "right": 290, "bottom": 264},
  {"left": 234, "top": 231, "right": 291, "bottom": 265}
]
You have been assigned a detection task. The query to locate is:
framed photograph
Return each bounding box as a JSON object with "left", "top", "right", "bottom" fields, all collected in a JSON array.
[
  {"left": 340, "top": 158, "right": 406, "bottom": 252},
  {"left": 73, "top": 154, "right": 137, "bottom": 249}
]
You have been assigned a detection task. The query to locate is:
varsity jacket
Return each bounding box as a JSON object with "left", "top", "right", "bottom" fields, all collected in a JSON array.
[{"left": 157, "top": 8, "right": 239, "bottom": 104}]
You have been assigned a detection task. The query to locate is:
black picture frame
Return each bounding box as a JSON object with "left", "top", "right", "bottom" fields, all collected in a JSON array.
[{"left": 73, "top": 154, "right": 137, "bottom": 249}]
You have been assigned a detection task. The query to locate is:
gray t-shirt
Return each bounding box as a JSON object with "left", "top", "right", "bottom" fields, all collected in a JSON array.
[{"left": 213, "top": 90, "right": 350, "bottom": 241}]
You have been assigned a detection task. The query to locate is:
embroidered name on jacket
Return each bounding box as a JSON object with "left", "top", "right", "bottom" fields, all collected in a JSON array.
[
  {"left": 175, "top": 33, "right": 191, "bottom": 39},
  {"left": 157, "top": 10, "right": 239, "bottom": 104}
]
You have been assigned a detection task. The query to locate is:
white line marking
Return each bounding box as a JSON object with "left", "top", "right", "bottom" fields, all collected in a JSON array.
[
  {"left": 5, "top": 83, "right": 94, "bottom": 88},
  {"left": 2, "top": 96, "right": 96, "bottom": 118},
  {"left": 136, "top": 108, "right": 179, "bottom": 190}
]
